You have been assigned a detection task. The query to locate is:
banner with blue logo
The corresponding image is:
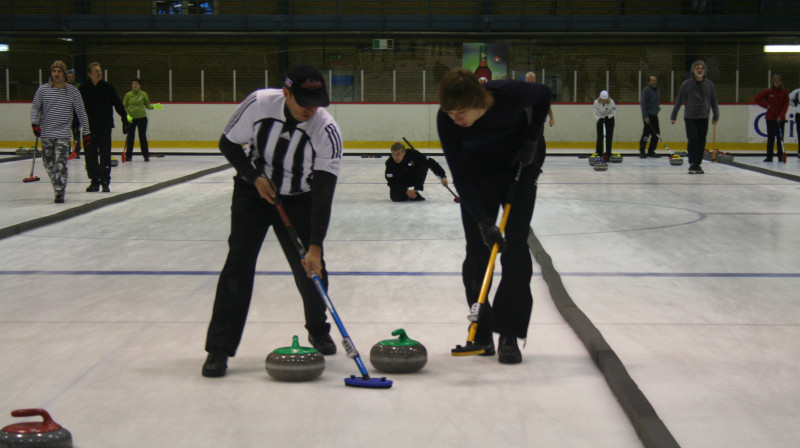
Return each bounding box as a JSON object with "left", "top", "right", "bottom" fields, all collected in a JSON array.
[{"left": 748, "top": 106, "right": 797, "bottom": 143}]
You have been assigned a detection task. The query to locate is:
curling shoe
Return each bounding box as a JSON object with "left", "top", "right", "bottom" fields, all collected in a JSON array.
[
  {"left": 101, "top": 182, "right": 111, "bottom": 192},
  {"left": 498, "top": 334, "right": 522, "bottom": 364},
  {"left": 474, "top": 333, "right": 495, "bottom": 357},
  {"left": 308, "top": 333, "right": 337, "bottom": 355},
  {"left": 86, "top": 181, "right": 100, "bottom": 192},
  {"left": 54, "top": 193, "right": 65, "bottom": 204},
  {"left": 688, "top": 164, "right": 704, "bottom": 174},
  {"left": 202, "top": 348, "right": 228, "bottom": 378}
]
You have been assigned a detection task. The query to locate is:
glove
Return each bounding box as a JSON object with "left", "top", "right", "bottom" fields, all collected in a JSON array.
[
  {"left": 126, "top": 114, "right": 133, "bottom": 123},
  {"left": 478, "top": 219, "right": 506, "bottom": 252},
  {"left": 152, "top": 103, "right": 163, "bottom": 110},
  {"left": 122, "top": 121, "right": 129, "bottom": 135},
  {"left": 32, "top": 124, "right": 41, "bottom": 137},
  {"left": 514, "top": 139, "right": 539, "bottom": 167},
  {"left": 82, "top": 134, "right": 92, "bottom": 148}
]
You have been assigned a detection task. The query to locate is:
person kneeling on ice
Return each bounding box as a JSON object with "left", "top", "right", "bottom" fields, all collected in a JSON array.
[
  {"left": 437, "top": 68, "right": 550, "bottom": 364},
  {"left": 202, "top": 65, "right": 343, "bottom": 378},
  {"left": 385, "top": 141, "right": 448, "bottom": 202}
]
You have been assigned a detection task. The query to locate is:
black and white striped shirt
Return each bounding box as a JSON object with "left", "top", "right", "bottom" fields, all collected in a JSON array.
[
  {"left": 223, "top": 89, "right": 342, "bottom": 195},
  {"left": 30, "top": 83, "right": 90, "bottom": 139}
]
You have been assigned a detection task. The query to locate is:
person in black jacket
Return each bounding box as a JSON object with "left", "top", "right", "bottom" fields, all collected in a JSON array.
[
  {"left": 384, "top": 142, "right": 448, "bottom": 202},
  {"left": 79, "top": 62, "right": 127, "bottom": 192},
  {"left": 437, "top": 68, "right": 550, "bottom": 364}
]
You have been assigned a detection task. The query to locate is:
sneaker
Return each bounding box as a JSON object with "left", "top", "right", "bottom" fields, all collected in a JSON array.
[
  {"left": 688, "top": 164, "right": 704, "bottom": 174},
  {"left": 639, "top": 152, "right": 647, "bottom": 159},
  {"left": 86, "top": 181, "right": 100, "bottom": 192},
  {"left": 101, "top": 183, "right": 111, "bottom": 193},
  {"left": 763, "top": 157, "right": 773, "bottom": 162},
  {"left": 202, "top": 349, "right": 228, "bottom": 377},
  {"left": 498, "top": 334, "right": 522, "bottom": 364},
  {"left": 54, "top": 194, "right": 64, "bottom": 204},
  {"left": 308, "top": 333, "right": 337, "bottom": 355},
  {"left": 647, "top": 151, "right": 659, "bottom": 158}
]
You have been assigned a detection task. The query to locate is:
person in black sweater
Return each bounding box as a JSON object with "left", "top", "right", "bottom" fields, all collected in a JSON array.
[
  {"left": 384, "top": 142, "right": 448, "bottom": 202},
  {"left": 437, "top": 68, "right": 550, "bottom": 364},
  {"left": 79, "top": 62, "right": 127, "bottom": 192}
]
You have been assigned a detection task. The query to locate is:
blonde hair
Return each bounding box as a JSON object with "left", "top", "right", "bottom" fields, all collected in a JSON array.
[
  {"left": 390, "top": 142, "right": 405, "bottom": 152},
  {"left": 48, "top": 60, "right": 68, "bottom": 86}
]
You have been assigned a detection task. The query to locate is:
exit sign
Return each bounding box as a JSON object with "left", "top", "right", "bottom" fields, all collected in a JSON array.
[{"left": 372, "top": 39, "right": 393, "bottom": 49}]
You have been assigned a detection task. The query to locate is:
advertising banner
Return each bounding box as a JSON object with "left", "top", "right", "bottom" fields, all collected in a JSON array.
[
  {"left": 462, "top": 43, "right": 508, "bottom": 83},
  {"left": 748, "top": 106, "right": 798, "bottom": 143}
]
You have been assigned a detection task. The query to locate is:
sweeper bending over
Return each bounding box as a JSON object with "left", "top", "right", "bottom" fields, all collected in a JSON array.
[
  {"left": 437, "top": 68, "right": 550, "bottom": 364},
  {"left": 202, "top": 65, "right": 343, "bottom": 378},
  {"left": 30, "top": 60, "right": 91, "bottom": 203},
  {"left": 385, "top": 141, "right": 448, "bottom": 202}
]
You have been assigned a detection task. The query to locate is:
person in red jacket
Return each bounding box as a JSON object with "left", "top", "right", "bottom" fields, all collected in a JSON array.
[{"left": 755, "top": 74, "right": 789, "bottom": 162}]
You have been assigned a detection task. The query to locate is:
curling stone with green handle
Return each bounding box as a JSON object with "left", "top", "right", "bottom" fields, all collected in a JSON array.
[
  {"left": 370, "top": 329, "right": 427, "bottom": 373},
  {"left": 265, "top": 335, "right": 325, "bottom": 382}
]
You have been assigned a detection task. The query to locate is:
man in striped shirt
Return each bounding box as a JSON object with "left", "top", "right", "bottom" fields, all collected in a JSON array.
[
  {"left": 30, "top": 60, "right": 91, "bottom": 203},
  {"left": 203, "top": 65, "right": 344, "bottom": 378}
]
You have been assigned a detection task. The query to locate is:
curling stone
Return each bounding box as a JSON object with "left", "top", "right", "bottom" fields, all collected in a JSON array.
[
  {"left": 0, "top": 409, "right": 72, "bottom": 448},
  {"left": 669, "top": 155, "right": 684, "bottom": 166},
  {"left": 588, "top": 153, "right": 600, "bottom": 166},
  {"left": 717, "top": 152, "right": 734, "bottom": 163},
  {"left": 593, "top": 160, "right": 608, "bottom": 171},
  {"left": 110, "top": 156, "right": 119, "bottom": 167},
  {"left": 609, "top": 153, "right": 623, "bottom": 163},
  {"left": 265, "top": 335, "right": 325, "bottom": 382},
  {"left": 370, "top": 329, "right": 427, "bottom": 373}
]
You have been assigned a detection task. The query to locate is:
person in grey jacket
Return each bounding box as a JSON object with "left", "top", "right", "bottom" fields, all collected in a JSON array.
[
  {"left": 671, "top": 60, "right": 719, "bottom": 174},
  {"left": 639, "top": 75, "right": 660, "bottom": 158}
]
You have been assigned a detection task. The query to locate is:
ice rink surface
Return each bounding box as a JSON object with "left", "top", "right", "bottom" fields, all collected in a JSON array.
[{"left": 1, "top": 148, "right": 799, "bottom": 447}]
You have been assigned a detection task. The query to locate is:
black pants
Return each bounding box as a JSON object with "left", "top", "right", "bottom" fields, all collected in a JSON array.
[
  {"left": 639, "top": 115, "right": 659, "bottom": 153},
  {"left": 84, "top": 128, "right": 112, "bottom": 184},
  {"left": 765, "top": 119, "right": 785, "bottom": 159},
  {"left": 460, "top": 162, "right": 542, "bottom": 340},
  {"left": 205, "top": 178, "right": 330, "bottom": 356},
  {"left": 389, "top": 165, "right": 428, "bottom": 202},
  {"left": 595, "top": 117, "right": 615, "bottom": 155},
  {"left": 684, "top": 118, "right": 709, "bottom": 166},
  {"left": 125, "top": 117, "right": 150, "bottom": 160}
]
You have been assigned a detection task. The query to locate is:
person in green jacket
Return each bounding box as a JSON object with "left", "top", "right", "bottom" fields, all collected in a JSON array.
[{"left": 122, "top": 78, "right": 161, "bottom": 161}]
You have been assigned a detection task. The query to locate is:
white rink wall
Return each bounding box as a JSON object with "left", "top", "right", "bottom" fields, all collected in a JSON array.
[{"left": 2, "top": 101, "right": 793, "bottom": 150}]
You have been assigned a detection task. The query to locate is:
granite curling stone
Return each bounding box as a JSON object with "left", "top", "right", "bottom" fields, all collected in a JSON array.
[
  {"left": 265, "top": 335, "right": 325, "bottom": 382},
  {"left": 609, "top": 153, "right": 623, "bottom": 163},
  {"left": 588, "top": 153, "right": 600, "bottom": 166},
  {"left": 669, "top": 155, "right": 684, "bottom": 166},
  {"left": 0, "top": 409, "right": 73, "bottom": 448},
  {"left": 593, "top": 160, "right": 609, "bottom": 171},
  {"left": 370, "top": 329, "right": 427, "bottom": 374}
]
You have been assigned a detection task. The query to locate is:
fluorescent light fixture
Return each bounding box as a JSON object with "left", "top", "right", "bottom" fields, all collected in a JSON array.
[
  {"left": 0, "top": 44, "right": 8, "bottom": 52},
  {"left": 764, "top": 45, "right": 800, "bottom": 53}
]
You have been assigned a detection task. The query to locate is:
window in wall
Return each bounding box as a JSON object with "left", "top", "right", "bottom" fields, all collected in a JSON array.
[{"left": 154, "top": 1, "right": 215, "bottom": 15}]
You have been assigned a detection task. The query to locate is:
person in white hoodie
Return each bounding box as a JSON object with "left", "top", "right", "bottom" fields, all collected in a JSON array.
[
  {"left": 593, "top": 90, "right": 616, "bottom": 162},
  {"left": 789, "top": 86, "right": 800, "bottom": 157}
]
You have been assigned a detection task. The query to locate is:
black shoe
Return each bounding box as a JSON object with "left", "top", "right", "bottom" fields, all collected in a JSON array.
[
  {"left": 647, "top": 152, "right": 659, "bottom": 158},
  {"left": 308, "top": 333, "right": 337, "bottom": 355},
  {"left": 688, "top": 164, "right": 704, "bottom": 174},
  {"left": 86, "top": 181, "right": 100, "bottom": 192},
  {"left": 639, "top": 152, "right": 647, "bottom": 158},
  {"left": 763, "top": 157, "right": 773, "bottom": 162},
  {"left": 474, "top": 334, "right": 495, "bottom": 356},
  {"left": 202, "top": 349, "right": 228, "bottom": 377},
  {"left": 101, "top": 183, "right": 110, "bottom": 193},
  {"left": 409, "top": 193, "right": 426, "bottom": 201},
  {"left": 498, "top": 334, "right": 522, "bottom": 364},
  {"left": 54, "top": 194, "right": 64, "bottom": 204}
]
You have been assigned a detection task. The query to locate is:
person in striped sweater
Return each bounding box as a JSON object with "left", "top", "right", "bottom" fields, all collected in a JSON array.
[{"left": 30, "top": 60, "right": 91, "bottom": 203}]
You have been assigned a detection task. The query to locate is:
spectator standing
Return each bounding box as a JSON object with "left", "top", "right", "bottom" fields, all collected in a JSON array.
[
  {"left": 670, "top": 60, "right": 719, "bottom": 174},
  {"left": 755, "top": 74, "right": 789, "bottom": 162},
  {"left": 639, "top": 75, "right": 661, "bottom": 158}
]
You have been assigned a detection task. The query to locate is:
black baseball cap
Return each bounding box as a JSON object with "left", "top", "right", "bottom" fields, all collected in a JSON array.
[{"left": 284, "top": 65, "right": 330, "bottom": 107}]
